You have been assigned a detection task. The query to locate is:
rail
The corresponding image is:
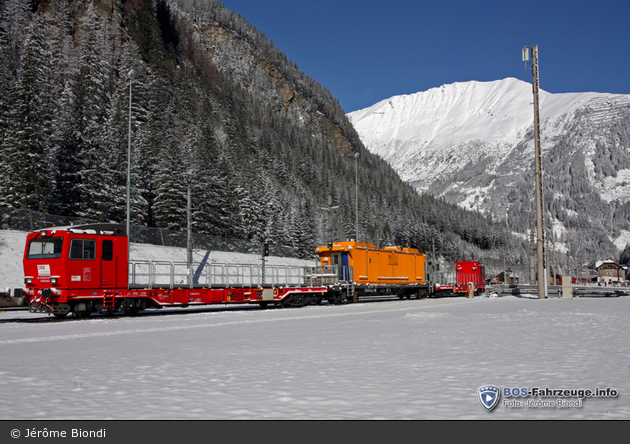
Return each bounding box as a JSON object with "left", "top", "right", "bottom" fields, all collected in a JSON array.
[
  {"left": 129, "top": 260, "right": 313, "bottom": 289},
  {"left": 490, "top": 283, "right": 630, "bottom": 298}
]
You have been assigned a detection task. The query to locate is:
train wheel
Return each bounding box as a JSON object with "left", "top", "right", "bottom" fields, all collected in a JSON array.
[
  {"left": 52, "top": 303, "right": 71, "bottom": 318},
  {"left": 74, "top": 311, "right": 91, "bottom": 319},
  {"left": 259, "top": 302, "right": 268, "bottom": 308},
  {"left": 315, "top": 297, "right": 322, "bottom": 305}
]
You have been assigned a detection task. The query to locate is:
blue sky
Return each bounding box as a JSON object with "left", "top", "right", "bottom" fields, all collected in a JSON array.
[{"left": 220, "top": 0, "right": 630, "bottom": 113}]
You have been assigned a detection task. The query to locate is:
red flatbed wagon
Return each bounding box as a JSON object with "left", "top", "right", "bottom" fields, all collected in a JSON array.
[{"left": 22, "top": 224, "right": 327, "bottom": 318}]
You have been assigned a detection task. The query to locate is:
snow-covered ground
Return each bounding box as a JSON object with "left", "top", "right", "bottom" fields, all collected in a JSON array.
[
  {"left": 1, "top": 230, "right": 628, "bottom": 420},
  {"left": 1, "top": 296, "right": 628, "bottom": 420}
]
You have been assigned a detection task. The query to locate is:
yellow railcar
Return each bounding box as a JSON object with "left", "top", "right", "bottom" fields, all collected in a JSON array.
[{"left": 315, "top": 242, "right": 428, "bottom": 301}]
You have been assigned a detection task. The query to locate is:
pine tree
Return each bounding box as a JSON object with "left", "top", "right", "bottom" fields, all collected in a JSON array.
[
  {"left": 190, "top": 123, "right": 228, "bottom": 236},
  {"left": 292, "top": 200, "right": 318, "bottom": 259},
  {"left": 152, "top": 139, "right": 188, "bottom": 231},
  {"left": 3, "top": 13, "right": 53, "bottom": 212},
  {"left": 47, "top": 1, "right": 79, "bottom": 216},
  {"left": 0, "top": 0, "right": 32, "bottom": 82},
  {"left": 0, "top": 1, "right": 30, "bottom": 165},
  {"left": 49, "top": 82, "right": 80, "bottom": 216},
  {"left": 73, "top": 4, "right": 115, "bottom": 220}
]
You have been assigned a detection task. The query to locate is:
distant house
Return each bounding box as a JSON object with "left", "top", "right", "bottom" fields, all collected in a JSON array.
[
  {"left": 492, "top": 270, "right": 519, "bottom": 285},
  {"left": 596, "top": 259, "right": 626, "bottom": 285}
]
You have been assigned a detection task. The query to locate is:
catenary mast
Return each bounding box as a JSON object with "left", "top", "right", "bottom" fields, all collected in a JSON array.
[{"left": 523, "top": 45, "right": 548, "bottom": 299}]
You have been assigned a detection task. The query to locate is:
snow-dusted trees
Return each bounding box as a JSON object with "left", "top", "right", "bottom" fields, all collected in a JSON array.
[
  {"left": 47, "top": 0, "right": 79, "bottom": 216},
  {"left": 3, "top": 13, "right": 52, "bottom": 212},
  {"left": 0, "top": 1, "right": 28, "bottom": 164},
  {"left": 49, "top": 82, "right": 81, "bottom": 216},
  {"left": 189, "top": 127, "right": 236, "bottom": 237},
  {"left": 152, "top": 139, "right": 188, "bottom": 230},
  {"left": 0, "top": 0, "right": 520, "bottom": 261},
  {"left": 72, "top": 3, "right": 117, "bottom": 220}
]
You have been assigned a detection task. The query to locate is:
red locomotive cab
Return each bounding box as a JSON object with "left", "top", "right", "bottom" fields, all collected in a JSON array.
[
  {"left": 455, "top": 261, "right": 486, "bottom": 294},
  {"left": 23, "top": 224, "right": 129, "bottom": 296}
]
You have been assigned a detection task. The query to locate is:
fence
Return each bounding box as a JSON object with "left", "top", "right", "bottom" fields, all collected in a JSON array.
[
  {"left": 0, "top": 207, "right": 300, "bottom": 259},
  {"left": 129, "top": 260, "right": 311, "bottom": 288}
]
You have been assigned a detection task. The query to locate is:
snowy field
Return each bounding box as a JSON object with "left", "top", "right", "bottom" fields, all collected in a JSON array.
[
  {"left": 0, "top": 295, "right": 628, "bottom": 420},
  {"left": 1, "top": 229, "right": 629, "bottom": 421}
]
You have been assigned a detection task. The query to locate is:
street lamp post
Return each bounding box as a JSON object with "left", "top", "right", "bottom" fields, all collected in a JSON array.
[
  {"left": 321, "top": 195, "right": 339, "bottom": 243},
  {"left": 126, "top": 68, "right": 136, "bottom": 288},
  {"left": 355, "top": 152, "right": 360, "bottom": 242},
  {"left": 505, "top": 208, "right": 509, "bottom": 284},
  {"left": 187, "top": 181, "right": 193, "bottom": 289}
]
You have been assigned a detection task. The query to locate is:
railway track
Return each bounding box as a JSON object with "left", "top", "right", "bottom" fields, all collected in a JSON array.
[
  {"left": 0, "top": 294, "right": 443, "bottom": 324},
  {"left": 492, "top": 284, "right": 630, "bottom": 298},
  {"left": 0, "top": 303, "right": 284, "bottom": 324}
]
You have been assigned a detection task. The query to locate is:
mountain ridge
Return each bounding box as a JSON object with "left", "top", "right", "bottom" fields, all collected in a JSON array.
[{"left": 349, "top": 78, "right": 630, "bottom": 263}]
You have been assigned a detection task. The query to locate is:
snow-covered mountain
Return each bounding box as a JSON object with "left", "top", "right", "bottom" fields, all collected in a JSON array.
[{"left": 349, "top": 78, "right": 630, "bottom": 261}]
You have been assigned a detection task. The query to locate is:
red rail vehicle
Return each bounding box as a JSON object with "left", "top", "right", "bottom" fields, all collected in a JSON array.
[
  {"left": 430, "top": 261, "right": 486, "bottom": 296},
  {"left": 453, "top": 261, "right": 486, "bottom": 295},
  {"left": 22, "top": 224, "right": 327, "bottom": 318},
  {"left": 20, "top": 223, "right": 488, "bottom": 318}
]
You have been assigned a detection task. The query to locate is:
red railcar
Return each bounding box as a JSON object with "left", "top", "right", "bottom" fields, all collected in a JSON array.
[
  {"left": 23, "top": 224, "right": 327, "bottom": 318},
  {"left": 452, "top": 261, "right": 486, "bottom": 295}
]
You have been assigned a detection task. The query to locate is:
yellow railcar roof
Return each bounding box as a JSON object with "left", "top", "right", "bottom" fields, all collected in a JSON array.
[{"left": 316, "top": 242, "right": 425, "bottom": 255}]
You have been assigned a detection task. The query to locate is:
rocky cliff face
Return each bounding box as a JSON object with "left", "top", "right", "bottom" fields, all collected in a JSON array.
[{"left": 178, "top": 5, "right": 359, "bottom": 157}]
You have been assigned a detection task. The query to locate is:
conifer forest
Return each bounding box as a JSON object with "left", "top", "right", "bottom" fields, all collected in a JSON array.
[{"left": 0, "top": 0, "right": 521, "bottom": 263}]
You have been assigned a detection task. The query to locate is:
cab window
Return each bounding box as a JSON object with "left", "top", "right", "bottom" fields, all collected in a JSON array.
[
  {"left": 102, "top": 240, "right": 113, "bottom": 261},
  {"left": 69, "top": 239, "right": 96, "bottom": 260},
  {"left": 27, "top": 238, "right": 64, "bottom": 259}
]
